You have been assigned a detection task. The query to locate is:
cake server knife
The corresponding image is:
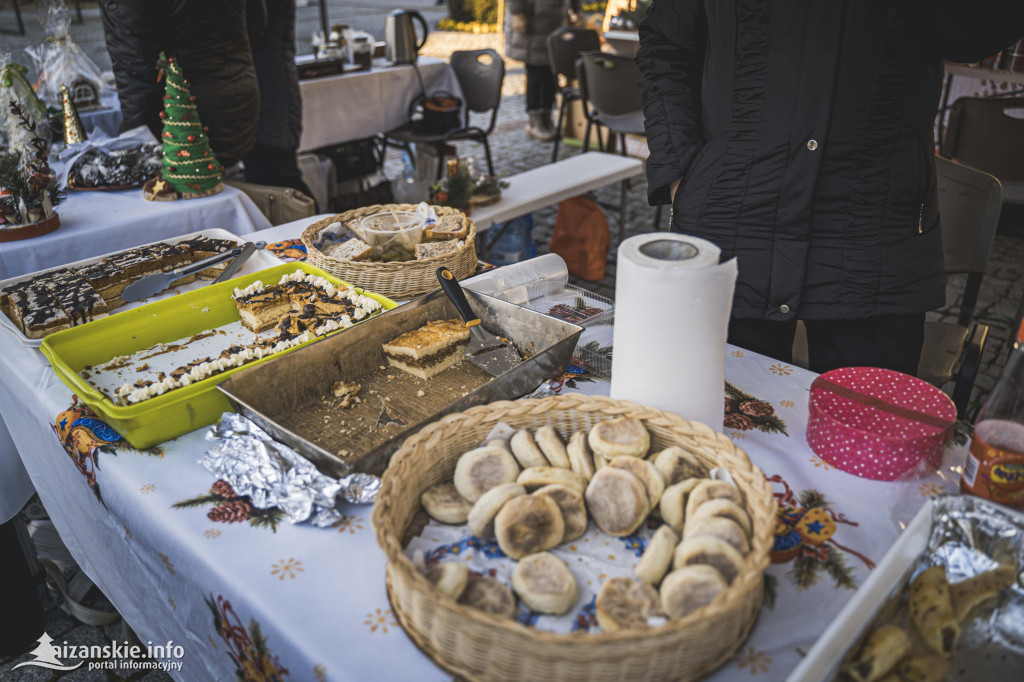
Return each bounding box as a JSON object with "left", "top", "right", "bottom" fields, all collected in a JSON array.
[
  {"left": 121, "top": 242, "right": 262, "bottom": 302},
  {"left": 437, "top": 266, "right": 520, "bottom": 376}
]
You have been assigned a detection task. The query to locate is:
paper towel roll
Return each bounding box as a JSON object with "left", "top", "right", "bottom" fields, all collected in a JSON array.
[{"left": 610, "top": 234, "right": 737, "bottom": 432}]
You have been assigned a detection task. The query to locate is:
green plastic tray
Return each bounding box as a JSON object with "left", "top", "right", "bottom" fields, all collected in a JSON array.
[{"left": 40, "top": 262, "right": 397, "bottom": 448}]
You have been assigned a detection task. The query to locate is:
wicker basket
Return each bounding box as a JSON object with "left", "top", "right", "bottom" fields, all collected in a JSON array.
[
  {"left": 373, "top": 394, "right": 774, "bottom": 682},
  {"left": 301, "top": 204, "right": 478, "bottom": 300}
]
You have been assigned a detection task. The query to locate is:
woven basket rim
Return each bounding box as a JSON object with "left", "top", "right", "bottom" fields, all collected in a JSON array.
[
  {"left": 301, "top": 204, "right": 477, "bottom": 268},
  {"left": 372, "top": 394, "right": 774, "bottom": 645}
]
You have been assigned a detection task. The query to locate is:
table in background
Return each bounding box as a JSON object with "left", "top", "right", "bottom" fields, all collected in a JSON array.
[
  {"left": 0, "top": 302, "right": 966, "bottom": 680},
  {"left": 80, "top": 91, "right": 124, "bottom": 140},
  {"left": 0, "top": 185, "right": 271, "bottom": 280},
  {"left": 298, "top": 56, "right": 462, "bottom": 152}
]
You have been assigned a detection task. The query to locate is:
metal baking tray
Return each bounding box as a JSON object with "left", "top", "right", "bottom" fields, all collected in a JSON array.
[
  {"left": 0, "top": 228, "right": 281, "bottom": 349},
  {"left": 217, "top": 289, "right": 583, "bottom": 477}
]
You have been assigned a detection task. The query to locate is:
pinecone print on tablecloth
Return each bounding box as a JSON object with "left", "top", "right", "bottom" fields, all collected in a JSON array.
[
  {"left": 725, "top": 397, "right": 739, "bottom": 414},
  {"left": 739, "top": 400, "right": 775, "bottom": 418},
  {"left": 724, "top": 412, "right": 756, "bottom": 431},
  {"left": 208, "top": 498, "right": 252, "bottom": 523},
  {"left": 210, "top": 479, "right": 237, "bottom": 499}
]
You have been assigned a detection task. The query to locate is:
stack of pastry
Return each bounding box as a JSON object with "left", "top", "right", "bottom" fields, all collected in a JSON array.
[{"left": 417, "top": 417, "right": 757, "bottom": 629}]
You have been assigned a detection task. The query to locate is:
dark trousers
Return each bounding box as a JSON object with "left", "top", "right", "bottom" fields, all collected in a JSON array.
[
  {"left": 525, "top": 64, "right": 556, "bottom": 112},
  {"left": 728, "top": 314, "right": 926, "bottom": 375},
  {"left": 243, "top": 144, "right": 315, "bottom": 206}
]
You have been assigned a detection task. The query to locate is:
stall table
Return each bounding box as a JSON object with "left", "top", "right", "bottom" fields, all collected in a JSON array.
[
  {"left": 0, "top": 290, "right": 965, "bottom": 680},
  {"left": 298, "top": 57, "right": 462, "bottom": 152},
  {"left": 0, "top": 185, "right": 271, "bottom": 280}
]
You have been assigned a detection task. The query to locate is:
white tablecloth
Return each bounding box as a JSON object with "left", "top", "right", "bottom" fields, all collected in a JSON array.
[
  {"left": 299, "top": 57, "right": 462, "bottom": 152},
  {"left": 0, "top": 303, "right": 967, "bottom": 680},
  {"left": 0, "top": 185, "right": 271, "bottom": 280}
]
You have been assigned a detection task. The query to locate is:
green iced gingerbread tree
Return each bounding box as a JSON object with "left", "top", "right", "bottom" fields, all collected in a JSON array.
[{"left": 152, "top": 52, "right": 222, "bottom": 199}]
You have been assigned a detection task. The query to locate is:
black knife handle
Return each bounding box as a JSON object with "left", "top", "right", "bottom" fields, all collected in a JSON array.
[{"left": 437, "top": 267, "right": 481, "bottom": 327}]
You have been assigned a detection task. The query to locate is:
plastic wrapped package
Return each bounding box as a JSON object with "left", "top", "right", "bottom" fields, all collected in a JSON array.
[
  {"left": 25, "top": 1, "right": 109, "bottom": 110},
  {"left": 0, "top": 54, "right": 53, "bottom": 148}
]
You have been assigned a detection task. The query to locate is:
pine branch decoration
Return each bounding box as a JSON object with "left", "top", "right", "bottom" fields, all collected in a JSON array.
[
  {"left": 789, "top": 552, "right": 819, "bottom": 590},
  {"left": 763, "top": 574, "right": 778, "bottom": 610},
  {"left": 798, "top": 489, "right": 830, "bottom": 510},
  {"left": 823, "top": 549, "right": 858, "bottom": 589},
  {"left": 172, "top": 493, "right": 226, "bottom": 509},
  {"left": 249, "top": 508, "right": 284, "bottom": 532}
]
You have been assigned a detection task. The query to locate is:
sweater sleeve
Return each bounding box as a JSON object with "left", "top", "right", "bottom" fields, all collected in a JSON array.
[{"left": 635, "top": 0, "right": 709, "bottom": 205}]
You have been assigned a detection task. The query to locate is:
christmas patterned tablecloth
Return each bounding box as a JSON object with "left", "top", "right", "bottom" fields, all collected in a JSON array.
[{"left": 0, "top": 326, "right": 969, "bottom": 680}]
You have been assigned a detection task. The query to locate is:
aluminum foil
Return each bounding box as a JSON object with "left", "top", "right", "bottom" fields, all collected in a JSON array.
[
  {"left": 919, "top": 495, "right": 1024, "bottom": 681},
  {"left": 202, "top": 412, "right": 380, "bottom": 527}
]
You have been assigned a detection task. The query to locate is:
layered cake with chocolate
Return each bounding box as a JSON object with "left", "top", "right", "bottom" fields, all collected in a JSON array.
[
  {"left": 382, "top": 319, "right": 471, "bottom": 379},
  {"left": 233, "top": 271, "right": 383, "bottom": 334}
]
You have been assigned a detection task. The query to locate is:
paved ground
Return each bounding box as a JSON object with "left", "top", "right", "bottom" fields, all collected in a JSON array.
[{"left": 2, "top": 4, "right": 1023, "bottom": 679}]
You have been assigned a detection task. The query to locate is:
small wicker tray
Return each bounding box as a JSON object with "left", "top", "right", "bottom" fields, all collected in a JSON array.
[
  {"left": 373, "top": 394, "right": 774, "bottom": 682},
  {"left": 301, "top": 204, "right": 478, "bottom": 300}
]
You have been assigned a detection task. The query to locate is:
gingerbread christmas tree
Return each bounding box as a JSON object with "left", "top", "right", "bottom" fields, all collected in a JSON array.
[{"left": 143, "top": 53, "right": 223, "bottom": 201}]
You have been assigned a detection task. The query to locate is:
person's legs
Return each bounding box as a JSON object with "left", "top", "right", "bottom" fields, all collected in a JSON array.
[
  {"left": 243, "top": 144, "right": 315, "bottom": 200},
  {"left": 727, "top": 318, "right": 798, "bottom": 363},
  {"left": 804, "top": 313, "right": 926, "bottom": 374},
  {"left": 524, "top": 64, "right": 556, "bottom": 141}
]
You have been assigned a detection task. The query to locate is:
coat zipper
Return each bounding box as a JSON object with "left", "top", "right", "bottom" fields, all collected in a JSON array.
[{"left": 917, "top": 203, "right": 924, "bottom": 234}]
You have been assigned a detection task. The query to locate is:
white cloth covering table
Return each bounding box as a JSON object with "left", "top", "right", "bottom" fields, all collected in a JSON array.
[
  {"left": 0, "top": 296, "right": 968, "bottom": 680},
  {"left": 298, "top": 56, "right": 462, "bottom": 152},
  {"left": 0, "top": 185, "right": 271, "bottom": 280}
]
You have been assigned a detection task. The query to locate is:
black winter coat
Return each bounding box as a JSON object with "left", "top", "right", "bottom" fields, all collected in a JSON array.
[
  {"left": 637, "top": 0, "right": 1024, "bottom": 321},
  {"left": 100, "top": 0, "right": 259, "bottom": 168}
]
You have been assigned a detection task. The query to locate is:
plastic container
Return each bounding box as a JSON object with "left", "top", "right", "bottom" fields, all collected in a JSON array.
[
  {"left": 354, "top": 210, "right": 426, "bottom": 261},
  {"left": 806, "top": 367, "right": 956, "bottom": 481},
  {"left": 485, "top": 214, "right": 535, "bottom": 266},
  {"left": 40, "top": 262, "right": 397, "bottom": 449}
]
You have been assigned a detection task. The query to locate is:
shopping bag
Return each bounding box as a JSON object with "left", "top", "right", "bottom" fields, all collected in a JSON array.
[{"left": 548, "top": 197, "right": 609, "bottom": 281}]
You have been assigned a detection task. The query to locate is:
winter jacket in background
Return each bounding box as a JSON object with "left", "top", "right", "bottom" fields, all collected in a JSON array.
[
  {"left": 99, "top": 0, "right": 259, "bottom": 168},
  {"left": 636, "top": 0, "right": 1024, "bottom": 322},
  {"left": 506, "top": 0, "right": 574, "bottom": 66}
]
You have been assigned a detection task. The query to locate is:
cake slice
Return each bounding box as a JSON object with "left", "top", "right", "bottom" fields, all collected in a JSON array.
[
  {"left": 382, "top": 319, "right": 470, "bottom": 379},
  {"left": 232, "top": 281, "right": 294, "bottom": 333},
  {"left": 327, "top": 238, "right": 372, "bottom": 262},
  {"left": 178, "top": 236, "right": 238, "bottom": 279},
  {"left": 425, "top": 214, "right": 468, "bottom": 242},
  {"left": 8, "top": 284, "right": 71, "bottom": 338},
  {"left": 75, "top": 261, "right": 128, "bottom": 306},
  {"left": 415, "top": 239, "right": 464, "bottom": 261},
  {"left": 143, "top": 242, "right": 193, "bottom": 285},
  {"left": 104, "top": 248, "right": 162, "bottom": 280},
  {"left": 35, "top": 271, "right": 109, "bottom": 327}
]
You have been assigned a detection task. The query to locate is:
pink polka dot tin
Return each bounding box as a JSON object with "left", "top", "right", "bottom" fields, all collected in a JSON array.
[{"left": 806, "top": 367, "right": 956, "bottom": 481}]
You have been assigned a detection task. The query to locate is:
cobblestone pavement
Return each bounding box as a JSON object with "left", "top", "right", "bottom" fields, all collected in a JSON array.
[{"left": 2, "top": 8, "right": 1023, "bottom": 679}]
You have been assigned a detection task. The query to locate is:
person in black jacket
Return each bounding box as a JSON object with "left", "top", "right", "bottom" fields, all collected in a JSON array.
[
  {"left": 99, "top": 0, "right": 259, "bottom": 169},
  {"left": 242, "top": 0, "right": 313, "bottom": 200},
  {"left": 637, "top": 1, "right": 1024, "bottom": 374}
]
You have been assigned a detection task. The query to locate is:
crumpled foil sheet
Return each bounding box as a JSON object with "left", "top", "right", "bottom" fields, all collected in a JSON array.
[
  {"left": 202, "top": 413, "right": 380, "bottom": 527},
  {"left": 912, "top": 495, "right": 1024, "bottom": 681}
]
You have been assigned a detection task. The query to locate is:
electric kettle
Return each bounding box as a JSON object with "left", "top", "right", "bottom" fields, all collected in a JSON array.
[{"left": 385, "top": 10, "right": 428, "bottom": 65}]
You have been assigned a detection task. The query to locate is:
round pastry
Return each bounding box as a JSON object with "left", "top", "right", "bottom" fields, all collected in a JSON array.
[
  {"left": 453, "top": 446, "right": 521, "bottom": 502},
  {"left": 467, "top": 483, "right": 527, "bottom": 539},
  {"left": 487, "top": 438, "right": 513, "bottom": 456},
  {"left": 673, "top": 535, "right": 745, "bottom": 584},
  {"left": 421, "top": 483, "right": 473, "bottom": 524},
  {"left": 685, "top": 498, "right": 752, "bottom": 537},
  {"left": 567, "top": 431, "right": 596, "bottom": 482},
  {"left": 584, "top": 467, "right": 650, "bottom": 537},
  {"left": 659, "top": 565, "right": 727, "bottom": 619},
  {"left": 634, "top": 525, "right": 679, "bottom": 585},
  {"left": 684, "top": 480, "right": 745, "bottom": 520},
  {"left": 684, "top": 516, "right": 750, "bottom": 555},
  {"left": 494, "top": 494, "right": 565, "bottom": 560},
  {"left": 659, "top": 478, "right": 702, "bottom": 533},
  {"left": 650, "top": 446, "right": 707, "bottom": 485},
  {"left": 511, "top": 551, "right": 579, "bottom": 615},
  {"left": 593, "top": 451, "right": 610, "bottom": 471},
  {"left": 510, "top": 429, "right": 549, "bottom": 469},
  {"left": 517, "top": 466, "right": 586, "bottom": 494},
  {"left": 427, "top": 562, "right": 470, "bottom": 600},
  {"left": 595, "top": 577, "right": 662, "bottom": 632},
  {"left": 535, "top": 426, "right": 571, "bottom": 468},
  {"left": 458, "top": 576, "right": 517, "bottom": 618},
  {"left": 588, "top": 417, "right": 651, "bottom": 459},
  {"left": 609, "top": 456, "right": 667, "bottom": 507},
  {"left": 533, "top": 484, "right": 588, "bottom": 543}
]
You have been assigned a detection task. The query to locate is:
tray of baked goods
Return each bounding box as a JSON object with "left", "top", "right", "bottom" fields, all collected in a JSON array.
[
  {"left": 40, "top": 262, "right": 397, "bottom": 449},
  {"left": 372, "top": 394, "right": 775, "bottom": 682},
  {"left": 0, "top": 229, "right": 281, "bottom": 347},
  {"left": 216, "top": 288, "right": 583, "bottom": 478},
  {"left": 790, "top": 495, "right": 1023, "bottom": 682}
]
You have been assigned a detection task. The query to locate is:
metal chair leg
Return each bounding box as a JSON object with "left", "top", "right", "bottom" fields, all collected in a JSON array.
[
  {"left": 481, "top": 136, "right": 495, "bottom": 176},
  {"left": 552, "top": 97, "right": 569, "bottom": 163},
  {"left": 583, "top": 119, "right": 592, "bottom": 154},
  {"left": 1, "top": 0, "right": 26, "bottom": 35}
]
